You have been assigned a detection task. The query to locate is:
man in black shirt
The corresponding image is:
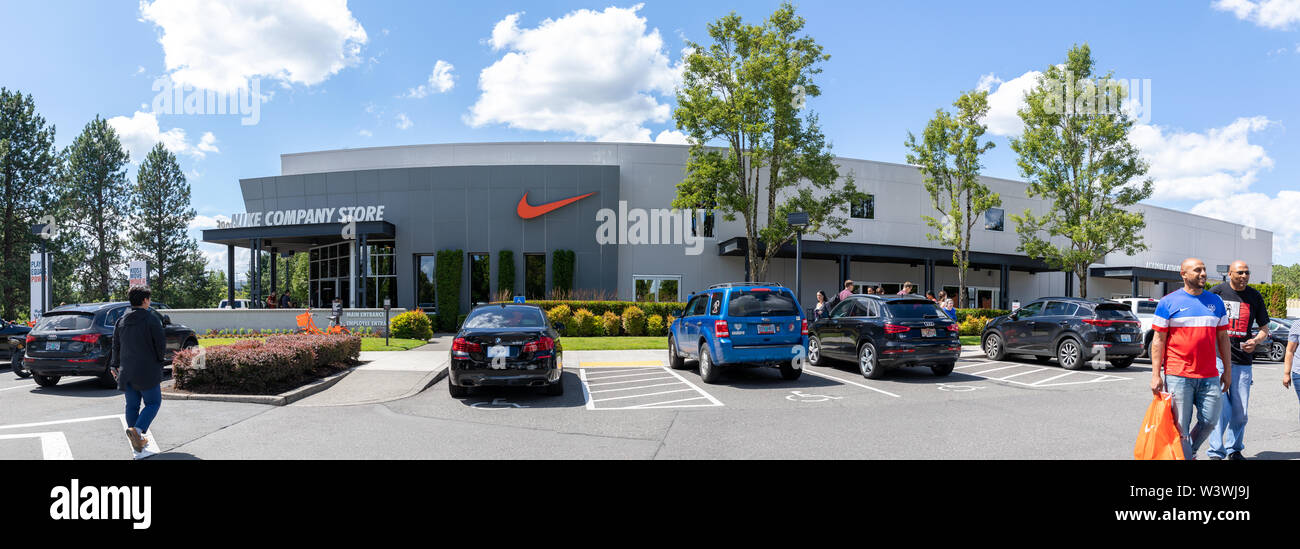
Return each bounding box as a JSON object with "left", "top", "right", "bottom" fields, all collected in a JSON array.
[
  {"left": 1207, "top": 260, "right": 1271, "bottom": 460},
  {"left": 110, "top": 286, "right": 167, "bottom": 459}
]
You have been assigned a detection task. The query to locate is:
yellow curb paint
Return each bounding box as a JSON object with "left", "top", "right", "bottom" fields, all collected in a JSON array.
[{"left": 579, "top": 361, "right": 663, "bottom": 368}]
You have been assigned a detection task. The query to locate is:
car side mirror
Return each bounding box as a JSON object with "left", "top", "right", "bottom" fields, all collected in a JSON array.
[
  {"left": 553, "top": 322, "right": 565, "bottom": 332},
  {"left": 674, "top": 309, "right": 684, "bottom": 318},
  {"left": 162, "top": 315, "right": 171, "bottom": 325}
]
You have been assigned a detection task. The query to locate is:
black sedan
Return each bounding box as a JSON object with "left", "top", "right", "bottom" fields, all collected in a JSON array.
[
  {"left": 2, "top": 319, "right": 32, "bottom": 376},
  {"left": 981, "top": 297, "right": 1142, "bottom": 369},
  {"left": 1255, "top": 318, "right": 1292, "bottom": 362},
  {"left": 22, "top": 302, "right": 198, "bottom": 388},
  {"left": 448, "top": 304, "right": 564, "bottom": 397},
  {"left": 807, "top": 295, "right": 961, "bottom": 379}
]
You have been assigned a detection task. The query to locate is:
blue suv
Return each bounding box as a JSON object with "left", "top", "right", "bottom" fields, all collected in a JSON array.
[{"left": 668, "top": 283, "right": 808, "bottom": 383}]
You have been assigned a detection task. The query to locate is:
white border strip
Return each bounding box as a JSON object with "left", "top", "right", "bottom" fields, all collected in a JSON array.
[{"left": 801, "top": 369, "right": 901, "bottom": 398}]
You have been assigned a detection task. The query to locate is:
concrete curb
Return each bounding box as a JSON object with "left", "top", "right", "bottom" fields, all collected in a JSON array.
[
  {"left": 291, "top": 364, "right": 448, "bottom": 407},
  {"left": 161, "top": 367, "right": 355, "bottom": 407}
]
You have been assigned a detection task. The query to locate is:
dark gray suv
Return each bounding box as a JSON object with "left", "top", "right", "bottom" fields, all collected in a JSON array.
[{"left": 981, "top": 298, "right": 1143, "bottom": 369}]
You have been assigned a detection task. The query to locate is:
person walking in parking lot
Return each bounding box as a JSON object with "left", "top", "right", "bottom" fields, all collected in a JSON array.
[
  {"left": 110, "top": 286, "right": 166, "bottom": 460},
  {"left": 813, "top": 291, "right": 829, "bottom": 321},
  {"left": 1285, "top": 328, "right": 1299, "bottom": 422},
  {"left": 1150, "top": 258, "right": 1233, "bottom": 459},
  {"left": 1207, "top": 261, "right": 1270, "bottom": 460},
  {"left": 839, "top": 280, "right": 854, "bottom": 300}
]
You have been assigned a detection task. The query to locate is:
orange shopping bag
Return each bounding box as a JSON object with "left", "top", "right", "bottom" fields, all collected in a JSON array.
[{"left": 1133, "top": 392, "right": 1185, "bottom": 460}]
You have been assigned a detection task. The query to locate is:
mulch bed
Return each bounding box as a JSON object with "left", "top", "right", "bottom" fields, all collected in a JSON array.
[{"left": 163, "top": 361, "right": 355, "bottom": 396}]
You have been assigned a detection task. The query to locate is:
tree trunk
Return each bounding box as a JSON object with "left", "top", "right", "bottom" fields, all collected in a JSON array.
[{"left": 1077, "top": 267, "right": 1088, "bottom": 299}]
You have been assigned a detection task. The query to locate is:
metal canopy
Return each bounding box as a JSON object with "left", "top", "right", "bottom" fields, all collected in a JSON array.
[
  {"left": 201, "top": 221, "right": 396, "bottom": 253},
  {"left": 1089, "top": 266, "right": 1182, "bottom": 283},
  {"left": 716, "top": 236, "right": 1052, "bottom": 273}
]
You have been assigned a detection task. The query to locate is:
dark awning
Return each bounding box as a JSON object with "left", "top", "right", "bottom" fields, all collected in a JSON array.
[
  {"left": 1090, "top": 266, "right": 1182, "bottom": 283},
  {"left": 202, "top": 221, "right": 396, "bottom": 253},
  {"left": 716, "top": 237, "right": 1053, "bottom": 273}
]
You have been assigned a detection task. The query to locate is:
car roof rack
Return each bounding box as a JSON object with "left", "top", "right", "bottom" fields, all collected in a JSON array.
[{"left": 706, "top": 282, "right": 784, "bottom": 290}]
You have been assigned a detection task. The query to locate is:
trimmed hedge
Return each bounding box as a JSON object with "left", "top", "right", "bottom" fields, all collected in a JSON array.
[
  {"left": 955, "top": 308, "right": 1011, "bottom": 322},
  {"left": 498, "top": 250, "right": 516, "bottom": 297},
  {"left": 390, "top": 310, "right": 433, "bottom": 340},
  {"left": 512, "top": 300, "right": 687, "bottom": 320},
  {"left": 1204, "top": 281, "right": 1288, "bottom": 318},
  {"left": 959, "top": 316, "right": 991, "bottom": 336},
  {"left": 571, "top": 308, "right": 598, "bottom": 337},
  {"left": 552, "top": 249, "right": 575, "bottom": 293},
  {"left": 647, "top": 314, "right": 666, "bottom": 337},
  {"left": 600, "top": 311, "right": 621, "bottom": 336},
  {"left": 172, "top": 334, "right": 361, "bottom": 394},
  {"left": 622, "top": 305, "right": 647, "bottom": 336},
  {"left": 435, "top": 249, "right": 463, "bottom": 332}
]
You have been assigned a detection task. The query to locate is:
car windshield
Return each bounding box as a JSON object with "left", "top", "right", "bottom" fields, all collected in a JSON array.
[
  {"left": 886, "top": 301, "right": 946, "bottom": 318},
  {"left": 1135, "top": 301, "right": 1158, "bottom": 315},
  {"left": 727, "top": 290, "right": 799, "bottom": 317},
  {"left": 464, "top": 307, "right": 545, "bottom": 329},
  {"left": 34, "top": 312, "right": 94, "bottom": 331}
]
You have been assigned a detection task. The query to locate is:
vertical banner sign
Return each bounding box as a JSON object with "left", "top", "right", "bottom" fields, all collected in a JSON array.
[
  {"left": 129, "top": 260, "right": 148, "bottom": 287},
  {"left": 30, "top": 252, "right": 47, "bottom": 319}
]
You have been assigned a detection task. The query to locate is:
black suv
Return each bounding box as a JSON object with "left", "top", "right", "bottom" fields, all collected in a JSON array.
[
  {"left": 22, "top": 302, "right": 198, "bottom": 388},
  {"left": 807, "top": 295, "right": 961, "bottom": 379},
  {"left": 981, "top": 297, "right": 1142, "bottom": 369}
]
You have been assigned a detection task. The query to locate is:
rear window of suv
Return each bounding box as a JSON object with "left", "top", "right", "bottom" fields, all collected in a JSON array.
[
  {"left": 34, "top": 313, "right": 95, "bottom": 331},
  {"left": 886, "top": 301, "right": 947, "bottom": 318},
  {"left": 1093, "top": 304, "right": 1136, "bottom": 320},
  {"left": 727, "top": 290, "right": 799, "bottom": 317}
]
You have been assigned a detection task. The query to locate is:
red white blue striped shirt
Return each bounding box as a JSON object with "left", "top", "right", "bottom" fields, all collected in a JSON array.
[{"left": 1152, "top": 289, "right": 1228, "bottom": 378}]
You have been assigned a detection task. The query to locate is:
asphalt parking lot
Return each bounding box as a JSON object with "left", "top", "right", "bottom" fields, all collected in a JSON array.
[{"left": 2, "top": 349, "right": 1298, "bottom": 460}]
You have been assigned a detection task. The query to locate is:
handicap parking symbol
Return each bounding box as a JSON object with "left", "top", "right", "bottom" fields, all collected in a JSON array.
[
  {"left": 936, "top": 383, "right": 984, "bottom": 392},
  {"left": 785, "top": 390, "right": 843, "bottom": 403},
  {"left": 470, "top": 398, "right": 530, "bottom": 410}
]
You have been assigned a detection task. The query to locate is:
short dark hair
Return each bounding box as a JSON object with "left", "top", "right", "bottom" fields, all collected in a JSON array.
[{"left": 128, "top": 285, "right": 152, "bottom": 307}]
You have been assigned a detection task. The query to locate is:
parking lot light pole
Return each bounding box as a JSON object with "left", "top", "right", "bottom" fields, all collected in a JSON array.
[{"left": 787, "top": 212, "right": 809, "bottom": 312}]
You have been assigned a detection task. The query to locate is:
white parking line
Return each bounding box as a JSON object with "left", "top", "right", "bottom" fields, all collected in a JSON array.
[
  {"left": 0, "top": 414, "right": 159, "bottom": 459},
  {"left": 0, "top": 383, "right": 36, "bottom": 392},
  {"left": 578, "top": 366, "right": 723, "bottom": 410},
  {"left": 592, "top": 388, "right": 695, "bottom": 403},
  {"left": 994, "top": 368, "right": 1051, "bottom": 380},
  {"left": 582, "top": 371, "right": 671, "bottom": 381},
  {"left": 625, "top": 396, "right": 710, "bottom": 409},
  {"left": 802, "top": 368, "right": 901, "bottom": 398},
  {"left": 969, "top": 365, "right": 1025, "bottom": 376},
  {"left": 588, "top": 382, "right": 684, "bottom": 394},
  {"left": 0, "top": 432, "right": 72, "bottom": 460},
  {"left": 1030, "top": 372, "right": 1076, "bottom": 386},
  {"left": 585, "top": 376, "right": 677, "bottom": 387}
]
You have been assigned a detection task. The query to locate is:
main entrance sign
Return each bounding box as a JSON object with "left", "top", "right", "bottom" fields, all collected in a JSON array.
[{"left": 516, "top": 192, "right": 596, "bottom": 219}]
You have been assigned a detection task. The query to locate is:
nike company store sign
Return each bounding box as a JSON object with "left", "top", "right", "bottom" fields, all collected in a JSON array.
[{"left": 216, "top": 205, "right": 387, "bottom": 229}]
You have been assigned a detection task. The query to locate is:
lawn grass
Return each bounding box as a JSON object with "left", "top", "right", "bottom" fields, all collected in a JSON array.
[
  {"left": 198, "top": 337, "right": 427, "bottom": 351},
  {"left": 561, "top": 336, "right": 667, "bottom": 350},
  {"left": 960, "top": 335, "right": 980, "bottom": 346}
]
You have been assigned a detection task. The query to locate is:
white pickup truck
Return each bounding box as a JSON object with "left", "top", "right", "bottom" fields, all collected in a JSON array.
[{"left": 1112, "top": 297, "right": 1160, "bottom": 357}]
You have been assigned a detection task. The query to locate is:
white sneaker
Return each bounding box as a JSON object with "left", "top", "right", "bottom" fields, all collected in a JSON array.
[{"left": 133, "top": 448, "right": 157, "bottom": 460}]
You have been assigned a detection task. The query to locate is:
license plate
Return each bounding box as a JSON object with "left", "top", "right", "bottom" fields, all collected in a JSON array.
[
  {"left": 922, "top": 329, "right": 936, "bottom": 338},
  {"left": 1120, "top": 335, "right": 1132, "bottom": 342},
  {"left": 47, "top": 341, "right": 60, "bottom": 351},
  {"left": 757, "top": 324, "right": 775, "bottom": 334},
  {"left": 488, "top": 345, "right": 509, "bottom": 358}
]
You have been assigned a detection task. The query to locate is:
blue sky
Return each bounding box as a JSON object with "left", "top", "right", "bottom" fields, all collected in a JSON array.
[{"left": 2, "top": 0, "right": 1297, "bottom": 274}]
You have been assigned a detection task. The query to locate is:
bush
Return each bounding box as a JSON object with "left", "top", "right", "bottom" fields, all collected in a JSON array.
[
  {"left": 435, "top": 250, "right": 463, "bottom": 332},
  {"left": 600, "top": 311, "right": 621, "bottom": 336},
  {"left": 571, "top": 308, "right": 598, "bottom": 337},
  {"left": 622, "top": 305, "right": 647, "bottom": 336},
  {"left": 955, "top": 308, "right": 1010, "bottom": 322},
  {"left": 172, "top": 334, "right": 361, "bottom": 394},
  {"left": 498, "top": 250, "right": 516, "bottom": 297},
  {"left": 959, "top": 316, "right": 990, "bottom": 337},
  {"left": 547, "top": 304, "right": 573, "bottom": 336},
  {"left": 552, "top": 249, "right": 575, "bottom": 292},
  {"left": 389, "top": 310, "right": 434, "bottom": 340},
  {"left": 511, "top": 300, "right": 686, "bottom": 320},
  {"left": 646, "top": 314, "right": 666, "bottom": 336}
]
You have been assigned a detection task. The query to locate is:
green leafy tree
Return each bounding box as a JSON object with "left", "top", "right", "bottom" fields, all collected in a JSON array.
[
  {"left": 1009, "top": 44, "right": 1153, "bottom": 298},
  {"left": 60, "top": 116, "right": 132, "bottom": 302},
  {"left": 906, "top": 90, "right": 1000, "bottom": 307},
  {"left": 498, "top": 250, "right": 516, "bottom": 297},
  {"left": 128, "top": 143, "right": 209, "bottom": 306},
  {"left": 1272, "top": 263, "right": 1299, "bottom": 300},
  {"left": 291, "top": 252, "right": 310, "bottom": 306},
  {"left": 0, "top": 89, "right": 59, "bottom": 319},
  {"left": 672, "top": 3, "right": 863, "bottom": 281}
]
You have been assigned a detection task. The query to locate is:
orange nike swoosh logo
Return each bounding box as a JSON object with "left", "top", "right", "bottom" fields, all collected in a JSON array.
[{"left": 517, "top": 192, "right": 597, "bottom": 219}]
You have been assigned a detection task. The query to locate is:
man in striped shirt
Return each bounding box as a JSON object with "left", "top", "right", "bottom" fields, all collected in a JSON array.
[{"left": 1150, "top": 258, "right": 1233, "bottom": 460}]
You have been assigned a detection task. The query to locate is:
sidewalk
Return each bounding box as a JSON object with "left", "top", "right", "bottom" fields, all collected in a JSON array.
[{"left": 291, "top": 336, "right": 451, "bottom": 407}]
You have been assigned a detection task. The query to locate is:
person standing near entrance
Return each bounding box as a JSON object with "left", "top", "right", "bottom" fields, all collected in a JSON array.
[
  {"left": 898, "top": 282, "right": 914, "bottom": 296},
  {"left": 330, "top": 297, "right": 343, "bottom": 327},
  {"left": 1207, "top": 260, "right": 1270, "bottom": 460},
  {"left": 1284, "top": 329, "right": 1298, "bottom": 422},
  {"left": 1150, "top": 258, "right": 1233, "bottom": 460},
  {"left": 110, "top": 286, "right": 166, "bottom": 459},
  {"left": 280, "top": 292, "right": 291, "bottom": 308},
  {"left": 839, "top": 280, "right": 854, "bottom": 300}
]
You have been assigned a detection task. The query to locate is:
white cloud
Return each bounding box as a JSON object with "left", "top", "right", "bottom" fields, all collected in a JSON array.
[
  {"left": 653, "top": 129, "right": 691, "bottom": 145},
  {"left": 189, "top": 214, "right": 230, "bottom": 230},
  {"left": 358, "top": 129, "right": 373, "bottom": 137},
  {"left": 139, "top": 0, "right": 368, "bottom": 91},
  {"left": 979, "top": 70, "right": 1042, "bottom": 137},
  {"left": 1213, "top": 0, "right": 1300, "bottom": 29},
  {"left": 395, "top": 113, "right": 413, "bottom": 130},
  {"left": 107, "top": 111, "right": 220, "bottom": 163},
  {"left": 406, "top": 60, "right": 455, "bottom": 98},
  {"left": 1191, "top": 191, "right": 1300, "bottom": 257},
  {"left": 467, "top": 5, "right": 684, "bottom": 142},
  {"left": 1129, "top": 116, "right": 1275, "bottom": 200}
]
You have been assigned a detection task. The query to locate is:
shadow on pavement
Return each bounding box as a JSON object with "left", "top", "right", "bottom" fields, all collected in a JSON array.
[
  {"left": 1251, "top": 451, "right": 1300, "bottom": 460},
  {"left": 700, "top": 365, "right": 845, "bottom": 390},
  {"left": 145, "top": 452, "right": 202, "bottom": 461},
  {"left": 451, "top": 371, "right": 586, "bottom": 409}
]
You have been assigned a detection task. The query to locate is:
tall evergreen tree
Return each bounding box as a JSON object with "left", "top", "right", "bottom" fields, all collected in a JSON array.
[
  {"left": 61, "top": 116, "right": 131, "bottom": 302},
  {"left": 0, "top": 89, "right": 59, "bottom": 319},
  {"left": 128, "top": 143, "right": 208, "bottom": 306}
]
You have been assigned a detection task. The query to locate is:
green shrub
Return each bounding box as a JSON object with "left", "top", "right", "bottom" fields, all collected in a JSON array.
[
  {"left": 512, "top": 300, "right": 686, "bottom": 320},
  {"left": 173, "top": 334, "right": 361, "bottom": 393},
  {"left": 959, "top": 316, "right": 990, "bottom": 336},
  {"left": 646, "top": 314, "right": 666, "bottom": 336},
  {"left": 498, "top": 250, "right": 516, "bottom": 297},
  {"left": 600, "top": 311, "right": 621, "bottom": 336},
  {"left": 956, "top": 308, "right": 1010, "bottom": 322},
  {"left": 389, "top": 310, "right": 434, "bottom": 340},
  {"left": 552, "top": 249, "right": 575, "bottom": 292},
  {"left": 456, "top": 314, "right": 468, "bottom": 329},
  {"left": 622, "top": 305, "right": 647, "bottom": 336},
  {"left": 435, "top": 249, "right": 463, "bottom": 331},
  {"left": 571, "top": 308, "right": 597, "bottom": 337},
  {"left": 547, "top": 304, "right": 572, "bottom": 336}
]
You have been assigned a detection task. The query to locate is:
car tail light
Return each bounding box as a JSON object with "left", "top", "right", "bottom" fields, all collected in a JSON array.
[
  {"left": 749, "top": 288, "right": 771, "bottom": 292},
  {"left": 714, "top": 319, "right": 730, "bottom": 338},
  {"left": 452, "top": 338, "right": 483, "bottom": 356},
  {"left": 801, "top": 319, "right": 808, "bottom": 335},
  {"left": 1082, "top": 319, "right": 1138, "bottom": 328},
  {"left": 946, "top": 323, "right": 959, "bottom": 332},
  {"left": 26, "top": 335, "right": 35, "bottom": 344},
  {"left": 71, "top": 334, "right": 101, "bottom": 344},
  {"left": 884, "top": 324, "right": 910, "bottom": 334},
  {"left": 522, "top": 337, "right": 555, "bottom": 353}
]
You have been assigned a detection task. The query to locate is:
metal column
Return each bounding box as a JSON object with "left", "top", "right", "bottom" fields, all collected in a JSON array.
[
  {"left": 924, "top": 259, "right": 935, "bottom": 297},
  {"left": 1065, "top": 271, "right": 1074, "bottom": 297},
  {"left": 358, "top": 234, "right": 368, "bottom": 308},
  {"left": 999, "top": 264, "right": 1010, "bottom": 310},
  {"left": 269, "top": 247, "right": 278, "bottom": 295},
  {"left": 227, "top": 244, "right": 235, "bottom": 307},
  {"left": 249, "top": 239, "right": 260, "bottom": 308},
  {"left": 1131, "top": 275, "right": 1140, "bottom": 298}
]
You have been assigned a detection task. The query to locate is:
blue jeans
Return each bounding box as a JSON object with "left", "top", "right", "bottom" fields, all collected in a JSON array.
[
  {"left": 1293, "top": 373, "right": 1300, "bottom": 423},
  {"left": 1208, "top": 364, "right": 1252, "bottom": 458},
  {"left": 124, "top": 385, "right": 162, "bottom": 434},
  {"left": 1164, "top": 374, "right": 1222, "bottom": 460}
]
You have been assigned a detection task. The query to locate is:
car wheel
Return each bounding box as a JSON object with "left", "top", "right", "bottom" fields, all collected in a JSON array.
[
  {"left": 667, "top": 336, "right": 686, "bottom": 370},
  {"left": 1109, "top": 357, "right": 1134, "bottom": 369},
  {"left": 858, "top": 341, "right": 884, "bottom": 380},
  {"left": 11, "top": 350, "right": 29, "bottom": 378},
  {"left": 448, "top": 380, "right": 469, "bottom": 398},
  {"left": 698, "top": 345, "right": 721, "bottom": 384},
  {"left": 1268, "top": 342, "right": 1285, "bottom": 362},
  {"left": 1057, "top": 339, "right": 1083, "bottom": 370},
  {"left": 983, "top": 333, "right": 1006, "bottom": 360},
  {"left": 33, "top": 374, "right": 60, "bottom": 387},
  {"left": 931, "top": 362, "right": 955, "bottom": 376},
  {"left": 779, "top": 361, "right": 802, "bottom": 380},
  {"left": 807, "top": 336, "right": 823, "bottom": 366}
]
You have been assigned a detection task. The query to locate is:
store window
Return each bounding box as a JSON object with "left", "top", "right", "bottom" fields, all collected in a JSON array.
[
  {"left": 363, "top": 240, "right": 397, "bottom": 308},
  {"left": 634, "top": 275, "right": 681, "bottom": 303},
  {"left": 308, "top": 241, "right": 352, "bottom": 308},
  {"left": 525, "top": 254, "right": 546, "bottom": 300},
  {"left": 985, "top": 208, "right": 1005, "bottom": 231},
  {"left": 415, "top": 254, "right": 436, "bottom": 312},
  {"left": 851, "top": 195, "right": 875, "bottom": 219},
  {"left": 469, "top": 253, "right": 490, "bottom": 305},
  {"left": 690, "top": 211, "right": 715, "bottom": 238}
]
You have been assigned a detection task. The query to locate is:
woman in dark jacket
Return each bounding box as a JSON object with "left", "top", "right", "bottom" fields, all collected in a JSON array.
[
  {"left": 110, "top": 286, "right": 167, "bottom": 458},
  {"left": 812, "top": 291, "right": 829, "bottom": 321}
]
